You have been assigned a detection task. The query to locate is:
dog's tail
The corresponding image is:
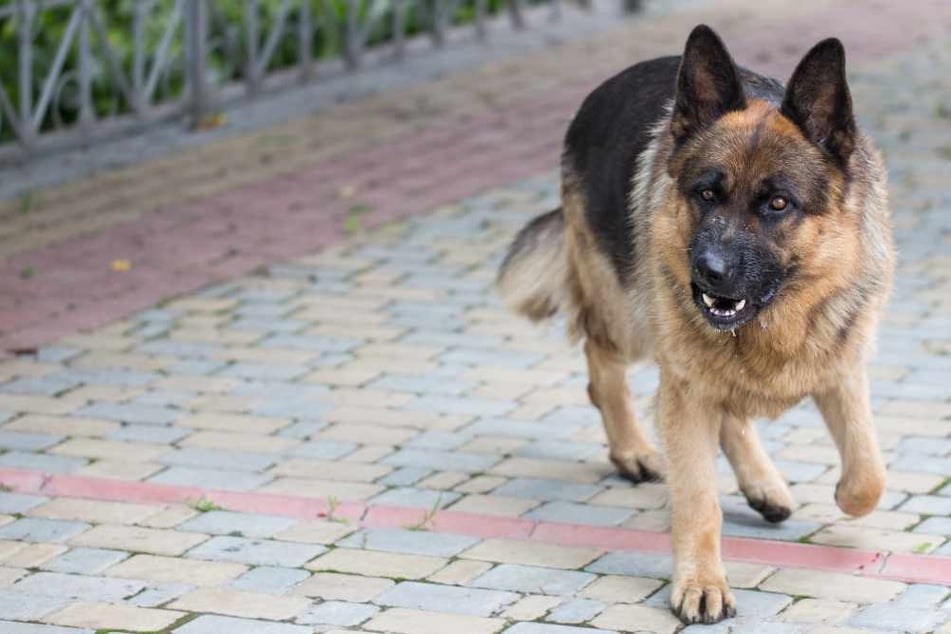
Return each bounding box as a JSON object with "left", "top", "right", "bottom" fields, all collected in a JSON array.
[{"left": 496, "top": 207, "right": 567, "bottom": 321}]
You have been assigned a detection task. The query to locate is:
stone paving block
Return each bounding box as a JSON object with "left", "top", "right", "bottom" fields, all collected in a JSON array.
[
  {"left": 370, "top": 486, "right": 462, "bottom": 509},
  {"left": 585, "top": 552, "right": 672, "bottom": 579},
  {"left": 11, "top": 572, "right": 145, "bottom": 601},
  {"left": 72, "top": 524, "right": 208, "bottom": 557},
  {"left": 377, "top": 581, "right": 519, "bottom": 616},
  {"left": 0, "top": 375, "right": 82, "bottom": 396},
  {"left": 0, "top": 518, "right": 89, "bottom": 543},
  {"left": 849, "top": 605, "right": 945, "bottom": 633},
  {"left": 461, "top": 539, "right": 601, "bottom": 569},
  {"left": 182, "top": 430, "right": 302, "bottom": 454},
  {"left": 370, "top": 374, "right": 475, "bottom": 396},
  {"left": 731, "top": 589, "right": 794, "bottom": 619},
  {"left": 899, "top": 494, "right": 951, "bottom": 515},
  {"left": 464, "top": 418, "right": 577, "bottom": 440},
  {"left": 490, "top": 458, "right": 608, "bottom": 483},
  {"left": 289, "top": 439, "right": 357, "bottom": 460},
  {"left": 306, "top": 548, "right": 446, "bottom": 579},
  {"left": 176, "top": 411, "right": 288, "bottom": 434},
  {"left": 106, "top": 554, "right": 247, "bottom": 586},
  {"left": 148, "top": 467, "right": 273, "bottom": 491},
  {"left": 524, "top": 501, "right": 634, "bottom": 526},
  {"left": 912, "top": 516, "right": 951, "bottom": 535},
  {"left": 0, "top": 431, "right": 63, "bottom": 451},
  {"left": 760, "top": 569, "right": 905, "bottom": 603},
  {"left": 50, "top": 437, "right": 168, "bottom": 462},
  {"left": 46, "top": 602, "right": 187, "bottom": 632},
  {"left": 892, "top": 584, "right": 949, "bottom": 609},
  {"left": 5, "top": 414, "right": 119, "bottom": 437},
  {"left": 0, "top": 623, "right": 93, "bottom": 634},
  {"left": 178, "top": 511, "right": 298, "bottom": 538},
  {"left": 450, "top": 494, "right": 541, "bottom": 517},
  {"left": 383, "top": 447, "right": 498, "bottom": 473},
  {"left": 380, "top": 466, "right": 433, "bottom": 486},
  {"left": 110, "top": 424, "right": 192, "bottom": 444},
  {"left": 472, "top": 564, "right": 595, "bottom": 596},
  {"left": 579, "top": 575, "right": 664, "bottom": 603},
  {"left": 405, "top": 430, "right": 470, "bottom": 451},
  {"left": 170, "top": 586, "right": 311, "bottom": 620},
  {"left": 778, "top": 598, "right": 856, "bottom": 624},
  {"left": 364, "top": 607, "right": 505, "bottom": 634},
  {"left": 406, "top": 395, "right": 516, "bottom": 417},
  {"left": 505, "top": 624, "right": 616, "bottom": 634},
  {"left": 0, "top": 493, "right": 47, "bottom": 514},
  {"left": 337, "top": 527, "right": 480, "bottom": 557},
  {"left": 125, "top": 582, "right": 193, "bottom": 608},
  {"left": 428, "top": 560, "right": 494, "bottom": 586},
  {"left": 0, "top": 590, "right": 69, "bottom": 621},
  {"left": 591, "top": 604, "right": 681, "bottom": 633},
  {"left": 42, "top": 547, "right": 129, "bottom": 574},
  {"left": 0, "top": 451, "right": 87, "bottom": 474},
  {"left": 493, "top": 478, "right": 601, "bottom": 502},
  {"left": 297, "top": 600, "right": 380, "bottom": 626},
  {"left": 75, "top": 403, "right": 180, "bottom": 425},
  {"left": 273, "top": 520, "right": 354, "bottom": 545},
  {"left": 517, "top": 440, "right": 604, "bottom": 462},
  {"left": 547, "top": 598, "right": 605, "bottom": 624},
  {"left": 292, "top": 571, "right": 394, "bottom": 601},
  {"left": 160, "top": 447, "right": 276, "bottom": 472},
  {"left": 174, "top": 614, "right": 312, "bottom": 634},
  {"left": 230, "top": 566, "right": 310, "bottom": 594},
  {"left": 187, "top": 536, "right": 325, "bottom": 568}
]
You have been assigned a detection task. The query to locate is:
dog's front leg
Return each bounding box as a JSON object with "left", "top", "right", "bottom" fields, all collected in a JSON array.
[
  {"left": 813, "top": 363, "right": 885, "bottom": 517},
  {"left": 657, "top": 369, "right": 735, "bottom": 624}
]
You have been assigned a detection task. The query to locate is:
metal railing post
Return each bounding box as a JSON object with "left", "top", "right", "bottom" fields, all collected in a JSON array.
[
  {"left": 17, "top": 0, "right": 35, "bottom": 148},
  {"left": 298, "top": 0, "right": 314, "bottom": 80},
  {"left": 343, "top": 0, "right": 361, "bottom": 69},
  {"left": 186, "top": 0, "right": 209, "bottom": 126},
  {"left": 77, "top": 0, "right": 94, "bottom": 134},
  {"left": 245, "top": 0, "right": 260, "bottom": 94},
  {"left": 132, "top": 0, "right": 146, "bottom": 113}
]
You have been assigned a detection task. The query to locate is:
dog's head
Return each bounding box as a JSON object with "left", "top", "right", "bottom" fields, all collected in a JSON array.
[{"left": 666, "top": 25, "right": 858, "bottom": 331}]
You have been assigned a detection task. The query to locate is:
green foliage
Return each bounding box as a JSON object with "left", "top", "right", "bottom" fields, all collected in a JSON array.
[{"left": 0, "top": 0, "right": 513, "bottom": 143}]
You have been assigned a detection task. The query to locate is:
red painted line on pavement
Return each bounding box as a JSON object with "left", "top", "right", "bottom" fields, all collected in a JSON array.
[{"left": 2, "top": 467, "right": 948, "bottom": 585}]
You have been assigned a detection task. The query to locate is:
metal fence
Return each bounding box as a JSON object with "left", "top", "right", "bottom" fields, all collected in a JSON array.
[{"left": 0, "top": 0, "right": 596, "bottom": 160}]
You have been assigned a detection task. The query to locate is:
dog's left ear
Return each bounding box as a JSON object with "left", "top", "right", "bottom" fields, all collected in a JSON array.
[
  {"left": 782, "top": 38, "right": 856, "bottom": 167},
  {"left": 671, "top": 25, "right": 746, "bottom": 142}
]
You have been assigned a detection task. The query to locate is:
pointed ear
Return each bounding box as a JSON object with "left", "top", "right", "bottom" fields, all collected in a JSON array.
[
  {"left": 782, "top": 38, "right": 856, "bottom": 166},
  {"left": 671, "top": 25, "right": 746, "bottom": 142}
]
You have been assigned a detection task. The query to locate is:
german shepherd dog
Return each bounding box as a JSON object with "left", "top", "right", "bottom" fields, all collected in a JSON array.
[{"left": 497, "top": 25, "right": 893, "bottom": 623}]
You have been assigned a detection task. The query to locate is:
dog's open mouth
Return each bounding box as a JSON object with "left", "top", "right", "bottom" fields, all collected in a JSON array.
[{"left": 691, "top": 283, "right": 756, "bottom": 330}]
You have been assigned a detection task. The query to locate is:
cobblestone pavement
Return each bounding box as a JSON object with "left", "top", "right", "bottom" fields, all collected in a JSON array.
[
  {"left": 0, "top": 1, "right": 949, "bottom": 633},
  {"left": 0, "top": 0, "right": 947, "bottom": 352}
]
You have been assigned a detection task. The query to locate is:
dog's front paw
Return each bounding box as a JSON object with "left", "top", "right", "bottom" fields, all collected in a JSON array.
[
  {"left": 610, "top": 449, "right": 666, "bottom": 483},
  {"left": 835, "top": 468, "right": 885, "bottom": 517},
  {"left": 671, "top": 575, "right": 736, "bottom": 624}
]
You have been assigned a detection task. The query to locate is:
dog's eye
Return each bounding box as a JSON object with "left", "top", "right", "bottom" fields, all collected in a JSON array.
[
  {"left": 769, "top": 196, "right": 788, "bottom": 211},
  {"left": 700, "top": 188, "right": 716, "bottom": 202}
]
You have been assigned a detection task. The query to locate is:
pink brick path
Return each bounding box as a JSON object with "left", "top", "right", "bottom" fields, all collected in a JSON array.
[{"left": 2, "top": 467, "right": 948, "bottom": 586}]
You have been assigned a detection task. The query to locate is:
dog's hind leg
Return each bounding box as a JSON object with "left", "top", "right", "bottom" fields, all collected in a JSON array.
[
  {"left": 585, "top": 339, "right": 665, "bottom": 482},
  {"left": 720, "top": 417, "right": 793, "bottom": 523}
]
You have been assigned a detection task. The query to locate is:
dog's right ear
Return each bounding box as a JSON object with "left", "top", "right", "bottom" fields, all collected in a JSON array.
[{"left": 671, "top": 25, "right": 746, "bottom": 142}]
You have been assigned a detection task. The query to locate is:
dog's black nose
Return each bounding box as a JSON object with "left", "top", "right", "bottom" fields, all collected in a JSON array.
[{"left": 693, "top": 249, "right": 734, "bottom": 290}]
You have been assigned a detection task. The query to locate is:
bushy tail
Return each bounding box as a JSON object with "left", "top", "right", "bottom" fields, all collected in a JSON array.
[{"left": 496, "top": 208, "right": 567, "bottom": 321}]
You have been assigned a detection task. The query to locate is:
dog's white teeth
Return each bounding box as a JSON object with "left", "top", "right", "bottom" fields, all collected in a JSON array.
[
  {"left": 702, "top": 293, "right": 715, "bottom": 307},
  {"left": 736, "top": 299, "right": 746, "bottom": 311}
]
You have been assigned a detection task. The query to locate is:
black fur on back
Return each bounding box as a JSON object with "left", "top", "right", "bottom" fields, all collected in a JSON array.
[{"left": 562, "top": 56, "right": 784, "bottom": 282}]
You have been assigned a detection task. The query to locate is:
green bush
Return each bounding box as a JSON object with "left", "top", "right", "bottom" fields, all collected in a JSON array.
[{"left": 0, "top": 0, "right": 510, "bottom": 142}]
